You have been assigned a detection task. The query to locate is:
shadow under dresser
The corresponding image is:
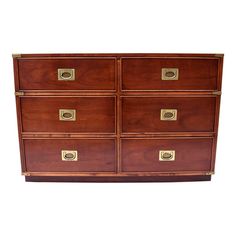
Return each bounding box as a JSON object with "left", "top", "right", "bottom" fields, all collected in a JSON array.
[{"left": 13, "top": 53, "right": 223, "bottom": 182}]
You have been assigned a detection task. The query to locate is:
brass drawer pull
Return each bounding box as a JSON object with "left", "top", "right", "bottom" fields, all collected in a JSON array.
[
  {"left": 160, "top": 109, "right": 177, "bottom": 121},
  {"left": 59, "top": 109, "right": 76, "bottom": 121},
  {"left": 58, "top": 68, "right": 75, "bottom": 81},
  {"left": 162, "top": 68, "right": 179, "bottom": 80},
  {"left": 61, "top": 150, "right": 78, "bottom": 161},
  {"left": 159, "top": 150, "right": 175, "bottom": 161}
]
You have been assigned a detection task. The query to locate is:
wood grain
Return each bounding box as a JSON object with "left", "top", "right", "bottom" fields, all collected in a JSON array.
[
  {"left": 18, "top": 58, "right": 116, "bottom": 90},
  {"left": 122, "top": 58, "right": 219, "bottom": 91},
  {"left": 21, "top": 96, "right": 115, "bottom": 133},
  {"left": 121, "top": 138, "right": 213, "bottom": 172},
  {"left": 122, "top": 97, "right": 216, "bottom": 133},
  {"left": 24, "top": 139, "right": 116, "bottom": 172}
]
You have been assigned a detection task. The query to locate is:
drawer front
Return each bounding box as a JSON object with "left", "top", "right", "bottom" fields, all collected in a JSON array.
[
  {"left": 122, "top": 138, "right": 212, "bottom": 172},
  {"left": 122, "top": 58, "right": 218, "bottom": 90},
  {"left": 21, "top": 97, "right": 115, "bottom": 133},
  {"left": 18, "top": 59, "right": 115, "bottom": 90},
  {"left": 24, "top": 139, "right": 116, "bottom": 172},
  {"left": 122, "top": 97, "right": 215, "bottom": 133}
]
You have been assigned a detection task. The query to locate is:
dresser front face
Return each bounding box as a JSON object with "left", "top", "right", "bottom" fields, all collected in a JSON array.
[
  {"left": 21, "top": 96, "right": 116, "bottom": 133},
  {"left": 24, "top": 139, "right": 116, "bottom": 172},
  {"left": 122, "top": 58, "right": 218, "bottom": 91},
  {"left": 13, "top": 53, "right": 223, "bottom": 182},
  {"left": 18, "top": 58, "right": 116, "bottom": 91},
  {"left": 122, "top": 97, "right": 216, "bottom": 133}
]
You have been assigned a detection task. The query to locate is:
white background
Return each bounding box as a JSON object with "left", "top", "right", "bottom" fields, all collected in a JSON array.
[{"left": 0, "top": 0, "right": 235, "bottom": 235}]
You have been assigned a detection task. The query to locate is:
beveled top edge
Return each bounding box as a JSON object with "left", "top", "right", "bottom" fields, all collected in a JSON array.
[{"left": 12, "top": 53, "right": 224, "bottom": 59}]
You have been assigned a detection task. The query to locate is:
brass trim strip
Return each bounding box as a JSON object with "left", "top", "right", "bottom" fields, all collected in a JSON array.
[
  {"left": 15, "top": 91, "right": 24, "bottom": 96},
  {"left": 21, "top": 171, "right": 214, "bottom": 177},
  {"left": 212, "top": 91, "right": 222, "bottom": 95}
]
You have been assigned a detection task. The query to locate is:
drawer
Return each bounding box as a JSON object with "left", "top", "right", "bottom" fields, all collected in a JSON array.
[
  {"left": 18, "top": 58, "right": 115, "bottom": 90},
  {"left": 21, "top": 97, "right": 115, "bottom": 133},
  {"left": 121, "top": 138, "right": 213, "bottom": 172},
  {"left": 122, "top": 58, "right": 218, "bottom": 90},
  {"left": 122, "top": 97, "right": 216, "bottom": 133},
  {"left": 24, "top": 139, "right": 116, "bottom": 172}
]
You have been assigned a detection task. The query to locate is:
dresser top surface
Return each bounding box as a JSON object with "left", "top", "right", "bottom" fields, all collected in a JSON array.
[{"left": 12, "top": 53, "right": 224, "bottom": 59}]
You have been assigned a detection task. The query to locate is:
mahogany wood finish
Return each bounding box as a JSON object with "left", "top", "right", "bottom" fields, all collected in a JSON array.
[
  {"left": 122, "top": 97, "right": 216, "bottom": 133},
  {"left": 122, "top": 58, "right": 219, "bottom": 91},
  {"left": 21, "top": 96, "right": 115, "bottom": 133},
  {"left": 13, "top": 53, "right": 223, "bottom": 182},
  {"left": 121, "top": 138, "right": 213, "bottom": 172},
  {"left": 24, "top": 139, "right": 116, "bottom": 172},
  {"left": 18, "top": 58, "right": 116, "bottom": 90}
]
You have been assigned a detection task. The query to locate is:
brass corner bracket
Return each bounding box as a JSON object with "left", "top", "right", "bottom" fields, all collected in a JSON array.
[
  {"left": 214, "top": 54, "right": 224, "bottom": 58},
  {"left": 12, "top": 54, "right": 22, "bottom": 58},
  {"left": 22, "top": 172, "right": 31, "bottom": 176},
  {"left": 206, "top": 171, "right": 215, "bottom": 176}
]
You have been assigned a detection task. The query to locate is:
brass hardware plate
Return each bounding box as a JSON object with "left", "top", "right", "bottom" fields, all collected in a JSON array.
[
  {"left": 159, "top": 150, "right": 175, "bottom": 161},
  {"left": 162, "top": 68, "right": 179, "bottom": 80},
  {"left": 59, "top": 109, "right": 76, "bottom": 121},
  {"left": 15, "top": 91, "right": 24, "bottom": 96},
  {"left": 160, "top": 109, "right": 177, "bottom": 121},
  {"left": 61, "top": 150, "right": 78, "bottom": 161},
  {"left": 58, "top": 68, "right": 75, "bottom": 81}
]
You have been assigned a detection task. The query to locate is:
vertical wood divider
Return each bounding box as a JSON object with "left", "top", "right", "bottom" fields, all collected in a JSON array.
[{"left": 117, "top": 57, "right": 122, "bottom": 172}]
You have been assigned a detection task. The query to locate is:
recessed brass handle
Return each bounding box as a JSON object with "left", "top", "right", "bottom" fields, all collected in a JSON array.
[
  {"left": 160, "top": 109, "right": 177, "bottom": 121},
  {"left": 58, "top": 68, "right": 75, "bottom": 81},
  {"left": 159, "top": 150, "right": 175, "bottom": 161},
  {"left": 61, "top": 150, "right": 78, "bottom": 161},
  {"left": 162, "top": 68, "right": 179, "bottom": 80},
  {"left": 59, "top": 109, "right": 76, "bottom": 121}
]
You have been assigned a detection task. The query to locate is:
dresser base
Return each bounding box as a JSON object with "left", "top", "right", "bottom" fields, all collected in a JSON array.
[{"left": 25, "top": 175, "right": 211, "bottom": 182}]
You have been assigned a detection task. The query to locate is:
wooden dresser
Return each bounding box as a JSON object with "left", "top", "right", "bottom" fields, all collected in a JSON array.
[{"left": 13, "top": 53, "right": 223, "bottom": 182}]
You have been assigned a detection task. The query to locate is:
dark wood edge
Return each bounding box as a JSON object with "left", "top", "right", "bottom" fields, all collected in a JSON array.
[
  {"left": 13, "top": 57, "right": 20, "bottom": 90},
  {"left": 217, "top": 56, "right": 224, "bottom": 91},
  {"left": 25, "top": 175, "right": 211, "bottom": 182},
  {"left": 13, "top": 59, "right": 26, "bottom": 172},
  {"left": 211, "top": 95, "right": 221, "bottom": 171},
  {"left": 15, "top": 97, "right": 26, "bottom": 172}
]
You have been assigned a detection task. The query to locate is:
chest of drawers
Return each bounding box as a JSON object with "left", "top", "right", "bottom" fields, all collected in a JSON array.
[{"left": 13, "top": 53, "right": 223, "bottom": 182}]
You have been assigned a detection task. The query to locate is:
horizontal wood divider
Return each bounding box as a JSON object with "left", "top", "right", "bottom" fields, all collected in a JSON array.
[
  {"left": 15, "top": 90, "right": 221, "bottom": 97},
  {"left": 21, "top": 132, "right": 216, "bottom": 139}
]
